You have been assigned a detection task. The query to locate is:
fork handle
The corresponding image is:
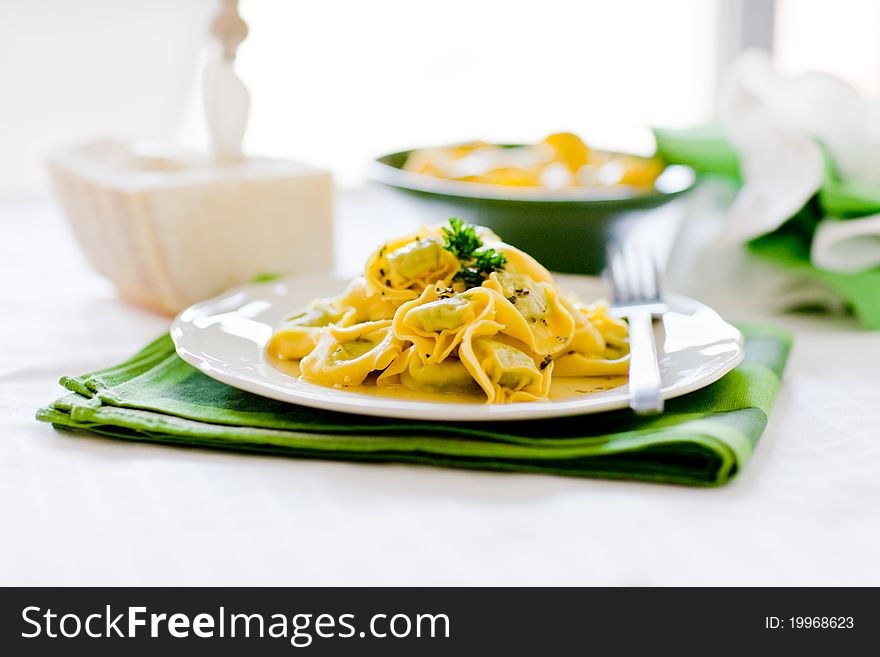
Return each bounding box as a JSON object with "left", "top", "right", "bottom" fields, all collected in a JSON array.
[{"left": 627, "top": 308, "right": 664, "bottom": 415}]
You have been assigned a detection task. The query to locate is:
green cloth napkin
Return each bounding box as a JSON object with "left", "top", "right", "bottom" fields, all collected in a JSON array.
[
  {"left": 36, "top": 325, "right": 791, "bottom": 487},
  {"left": 654, "top": 124, "right": 880, "bottom": 330}
]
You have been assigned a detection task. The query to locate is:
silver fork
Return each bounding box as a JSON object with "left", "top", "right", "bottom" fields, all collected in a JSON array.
[{"left": 606, "top": 243, "right": 667, "bottom": 415}]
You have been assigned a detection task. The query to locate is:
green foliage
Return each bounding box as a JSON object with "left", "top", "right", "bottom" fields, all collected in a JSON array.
[
  {"left": 440, "top": 217, "right": 507, "bottom": 288},
  {"left": 441, "top": 217, "right": 482, "bottom": 260}
]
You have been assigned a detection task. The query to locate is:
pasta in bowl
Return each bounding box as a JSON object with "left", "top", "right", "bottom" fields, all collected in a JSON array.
[{"left": 267, "top": 219, "right": 629, "bottom": 404}]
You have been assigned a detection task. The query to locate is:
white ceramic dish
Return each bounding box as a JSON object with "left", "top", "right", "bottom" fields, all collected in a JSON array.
[{"left": 171, "top": 273, "right": 744, "bottom": 422}]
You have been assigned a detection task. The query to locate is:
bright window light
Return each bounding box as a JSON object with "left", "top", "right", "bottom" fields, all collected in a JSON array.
[{"left": 234, "top": 0, "right": 720, "bottom": 184}]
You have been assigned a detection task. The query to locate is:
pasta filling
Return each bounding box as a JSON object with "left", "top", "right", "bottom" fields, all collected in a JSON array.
[
  {"left": 400, "top": 357, "right": 480, "bottom": 394},
  {"left": 406, "top": 295, "right": 475, "bottom": 332},
  {"left": 284, "top": 303, "right": 340, "bottom": 328},
  {"left": 267, "top": 301, "right": 351, "bottom": 361},
  {"left": 488, "top": 342, "right": 542, "bottom": 390},
  {"left": 332, "top": 337, "right": 380, "bottom": 362},
  {"left": 386, "top": 238, "right": 447, "bottom": 283},
  {"left": 460, "top": 333, "right": 551, "bottom": 403}
]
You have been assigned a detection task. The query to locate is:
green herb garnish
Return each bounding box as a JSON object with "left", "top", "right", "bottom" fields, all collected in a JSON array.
[
  {"left": 457, "top": 248, "right": 508, "bottom": 287},
  {"left": 441, "top": 218, "right": 482, "bottom": 259},
  {"left": 441, "top": 217, "right": 506, "bottom": 288}
]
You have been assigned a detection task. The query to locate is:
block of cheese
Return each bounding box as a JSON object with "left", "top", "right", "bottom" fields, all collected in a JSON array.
[{"left": 49, "top": 139, "right": 334, "bottom": 315}]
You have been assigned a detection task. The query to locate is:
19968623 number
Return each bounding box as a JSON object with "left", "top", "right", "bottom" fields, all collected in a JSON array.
[{"left": 790, "top": 617, "right": 853, "bottom": 629}]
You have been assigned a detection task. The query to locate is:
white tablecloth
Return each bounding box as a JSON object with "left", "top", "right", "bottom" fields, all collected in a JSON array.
[{"left": 2, "top": 189, "right": 878, "bottom": 586}]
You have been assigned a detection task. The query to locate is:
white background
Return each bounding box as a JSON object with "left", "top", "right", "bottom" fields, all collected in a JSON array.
[{"left": 3, "top": 0, "right": 880, "bottom": 191}]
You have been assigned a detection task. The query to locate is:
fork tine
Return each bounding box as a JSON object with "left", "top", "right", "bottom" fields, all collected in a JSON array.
[
  {"left": 605, "top": 243, "right": 627, "bottom": 303},
  {"left": 624, "top": 242, "right": 643, "bottom": 303},
  {"left": 622, "top": 241, "right": 659, "bottom": 303},
  {"left": 604, "top": 243, "right": 617, "bottom": 298},
  {"left": 639, "top": 243, "right": 658, "bottom": 301},
  {"left": 652, "top": 250, "right": 663, "bottom": 300}
]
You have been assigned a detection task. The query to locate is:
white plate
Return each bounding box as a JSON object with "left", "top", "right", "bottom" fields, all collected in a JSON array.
[{"left": 171, "top": 273, "right": 744, "bottom": 422}]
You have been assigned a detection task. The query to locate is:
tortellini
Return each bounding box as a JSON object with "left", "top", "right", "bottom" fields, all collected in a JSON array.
[
  {"left": 269, "top": 221, "right": 630, "bottom": 403},
  {"left": 552, "top": 298, "right": 630, "bottom": 377},
  {"left": 299, "top": 320, "right": 403, "bottom": 387},
  {"left": 493, "top": 242, "right": 556, "bottom": 285},
  {"left": 378, "top": 347, "right": 481, "bottom": 394},
  {"left": 267, "top": 277, "right": 400, "bottom": 361},
  {"left": 460, "top": 333, "right": 552, "bottom": 403},
  {"left": 267, "top": 298, "right": 351, "bottom": 361},
  {"left": 482, "top": 270, "right": 575, "bottom": 356},
  {"left": 392, "top": 285, "right": 533, "bottom": 364},
  {"left": 364, "top": 230, "right": 460, "bottom": 302}
]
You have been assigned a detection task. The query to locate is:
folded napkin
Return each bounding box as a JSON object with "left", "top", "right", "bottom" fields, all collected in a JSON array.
[
  {"left": 36, "top": 325, "right": 791, "bottom": 487},
  {"left": 655, "top": 51, "right": 880, "bottom": 329}
]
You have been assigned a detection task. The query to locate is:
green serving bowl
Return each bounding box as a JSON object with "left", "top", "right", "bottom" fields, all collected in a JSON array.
[{"left": 370, "top": 146, "right": 696, "bottom": 274}]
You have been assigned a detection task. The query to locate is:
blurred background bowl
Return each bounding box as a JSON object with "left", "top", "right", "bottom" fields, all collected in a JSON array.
[{"left": 370, "top": 147, "right": 696, "bottom": 274}]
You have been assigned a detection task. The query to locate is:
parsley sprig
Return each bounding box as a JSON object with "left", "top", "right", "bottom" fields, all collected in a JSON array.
[{"left": 441, "top": 217, "right": 507, "bottom": 288}]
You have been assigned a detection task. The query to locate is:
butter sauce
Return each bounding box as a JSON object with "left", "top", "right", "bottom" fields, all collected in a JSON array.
[{"left": 271, "top": 358, "right": 626, "bottom": 405}]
